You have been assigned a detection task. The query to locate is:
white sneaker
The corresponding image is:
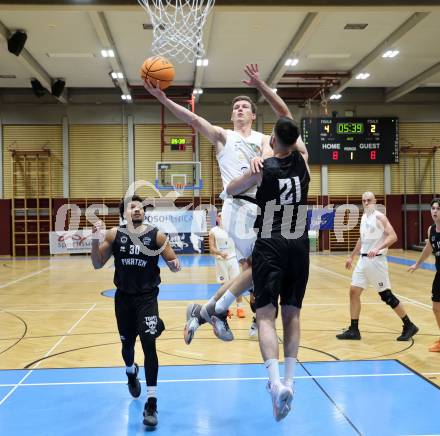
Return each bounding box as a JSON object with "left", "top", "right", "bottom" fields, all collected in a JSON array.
[
  {"left": 249, "top": 316, "right": 258, "bottom": 338},
  {"left": 211, "top": 314, "right": 234, "bottom": 341},
  {"left": 268, "top": 381, "right": 293, "bottom": 421}
]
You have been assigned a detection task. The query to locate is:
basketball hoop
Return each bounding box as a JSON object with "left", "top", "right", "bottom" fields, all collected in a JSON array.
[
  {"left": 173, "top": 182, "right": 186, "bottom": 191},
  {"left": 138, "top": 0, "right": 215, "bottom": 63}
]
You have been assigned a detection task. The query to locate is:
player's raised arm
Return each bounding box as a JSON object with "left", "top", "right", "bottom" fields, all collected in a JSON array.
[
  {"left": 243, "top": 64, "right": 292, "bottom": 119},
  {"left": 293, "top": 135, "right": 309, "bottom": 165},
  {"left": 143, "top": 80, "right": 226, "bottom": 153}
]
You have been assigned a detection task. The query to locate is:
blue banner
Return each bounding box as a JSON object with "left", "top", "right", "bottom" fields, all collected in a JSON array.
[
  {"left": 307, "top": 208, "right": 335, "bottom": 230},
  {"left": 166, "top": 232, "right": 204, "bottom": 254}
]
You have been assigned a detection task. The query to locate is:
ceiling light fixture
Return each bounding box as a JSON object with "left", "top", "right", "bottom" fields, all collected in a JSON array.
[
  {"left": 285, "top": 58, "right": 299, "bottom": 67},
  {"left": 196, "top": 58, "right": 209, "bottom": 67},
  {"left": 355, "top": 72, "right": 370, "bottom": 80},
  {"left": 382, "top": 50, "right": 399, "bottom": 58},
  {"left": 101, "top": 49, "right": 115, "bottom": 58}
]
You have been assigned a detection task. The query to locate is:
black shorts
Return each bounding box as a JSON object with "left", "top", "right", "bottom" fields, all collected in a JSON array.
[
  {"left": 252, "top": 233, "right": 310, "bottom": 311},
  {"left": 432, "top": 272, "right": 440, "bottom": 302},
  {"left": 114, "top": 290, "right": 165, "bottom": 343}
]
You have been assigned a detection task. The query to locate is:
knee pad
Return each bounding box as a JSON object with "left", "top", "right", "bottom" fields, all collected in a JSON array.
[{"left": 379, "top": 289, "right": 400, "bottom": 309}]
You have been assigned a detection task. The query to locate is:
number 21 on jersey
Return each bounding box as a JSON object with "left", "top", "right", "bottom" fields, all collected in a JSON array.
[{"left": 278, "top": 177, "right": 301, "bottom": 205}]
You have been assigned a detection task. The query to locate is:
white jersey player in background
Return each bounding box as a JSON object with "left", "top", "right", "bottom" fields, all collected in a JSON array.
[
  {"left": 209, "top": 211, "right": 245, "bottom": 318},
  {"left": 337, "top": 191, "right": 419, "bottom": 341}
]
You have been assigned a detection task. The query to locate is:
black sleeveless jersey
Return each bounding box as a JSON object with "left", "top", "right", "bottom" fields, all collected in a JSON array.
[
  {"left": 429, "top": 225, "right": 440, "bottom": 271},
  {"left": 112, "top": 225, "right": 161, "bottom": 297},
  {"left": 254, "top": 151, "right": 310, "bottom": 237}
]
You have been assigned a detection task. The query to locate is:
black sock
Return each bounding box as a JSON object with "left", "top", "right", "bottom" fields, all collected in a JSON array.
[
  {"left": 401, "top": 315, "right": 411, "bottom": 326},
  {"left": 350, "top": 319, "right": 359, "bottom": 330}
]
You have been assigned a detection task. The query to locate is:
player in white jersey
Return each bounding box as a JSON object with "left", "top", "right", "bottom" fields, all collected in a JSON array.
[
  {"left": 144, "top": 64, "right": 304, "bottom": 343},
  {"left": 209, "top": 211, "right": 245, "bottom": 317},
  {"left": 337, "top": 192, "right": 419, "bottom": 341}
]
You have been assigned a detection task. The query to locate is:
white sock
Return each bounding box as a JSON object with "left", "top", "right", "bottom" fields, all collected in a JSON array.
[
  {"left": 147, "top": 386, "right": 157, "bottom": 399},
  {"left": 205, "top": 297, "right": 217, "bottom": 315},
  {"left": 215, "top": 290, "right": 236, "bottom": 314},
  {"left": 264, "top": 358, "right": 281, "bottom": 385},
  {"left": 126, "top": 364, "right": 136, "bottom": 374},
  {"left": 284, "top": 357, "right": 297, "bottom": 388}
]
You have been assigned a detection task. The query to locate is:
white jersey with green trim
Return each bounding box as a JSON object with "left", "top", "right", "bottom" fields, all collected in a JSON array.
[{"left": 216, "top": 129, "right": 264, "bottom": 199}]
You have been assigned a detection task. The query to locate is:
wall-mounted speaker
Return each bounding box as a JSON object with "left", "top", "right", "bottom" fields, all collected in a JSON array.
[
  {"left": 51, "top": 79, "right": 66, "bottom": 97},
  {"left": 7, "top": 30, "right": 27, "bottom": 56},
  {"left": 30, "top": 79, "right": 47, "bottom": 98}
]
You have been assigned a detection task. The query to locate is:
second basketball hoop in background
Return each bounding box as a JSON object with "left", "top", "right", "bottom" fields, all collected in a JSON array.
[{"left": 140, "top": 56, "right": 175, "bottom": 90}]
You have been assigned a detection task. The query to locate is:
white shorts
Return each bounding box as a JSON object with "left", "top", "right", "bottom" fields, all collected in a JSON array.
[
  {"left": 351, "top": 256, "right": 391, "bottom": 292},
  {"left": 215, "top": 257, "right": 241, "bottom": 284},
  {"left": 221, "top": 197, "right": 258, "bottom": 262}
]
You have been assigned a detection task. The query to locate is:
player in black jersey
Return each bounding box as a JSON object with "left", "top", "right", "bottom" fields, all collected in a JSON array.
[
  {"left": 91, "top": 195, "right": 180, "bottom": 427},
  {"left": 227, "top": 117, "right": 309, "bottom": 421},
  {"left": 408, "top": 198, "right": 440, "bottom": 352}
]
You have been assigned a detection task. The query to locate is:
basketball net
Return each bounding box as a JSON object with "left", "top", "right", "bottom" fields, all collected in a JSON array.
[{"left": 138, "top": 0, "right": 215, "bottom": 63}]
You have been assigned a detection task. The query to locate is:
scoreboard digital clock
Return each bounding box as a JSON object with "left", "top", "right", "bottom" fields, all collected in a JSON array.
[
  {"left": 169, "top": 137, "right": 187, "bottom": 151},
  {"left": 301, "top": 118, "right": 399, "bottom": 164},
  {"left": 170, "top": 137, "right": 186, "bottom": 145}
]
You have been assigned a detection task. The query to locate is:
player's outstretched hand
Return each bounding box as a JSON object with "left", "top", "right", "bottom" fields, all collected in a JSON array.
[
  {"left": 250, "top": 157, "right": 264, "bottom": 173},
  {"left": 143, "top": 79, "right": 166, "bottom": 101},
  {"left": 167, "top": 258, "right": 181, "bottom": 272},
  {"left": 407, "top": 263, "right": 418, "bottom": 273},
  {"left": 345, "top": 257, "right": 353, "bottom": 270},
  {"left": 243, "top": 64, "right": 262, "bottom": 88},
  {"left": 92, "top": 220, "right": 106, "bottom": 239}
]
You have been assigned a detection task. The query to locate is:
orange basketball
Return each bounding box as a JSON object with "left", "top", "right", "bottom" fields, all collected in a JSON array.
[{"left": 140, "top": 56, "right": 175, "bottom": 90}]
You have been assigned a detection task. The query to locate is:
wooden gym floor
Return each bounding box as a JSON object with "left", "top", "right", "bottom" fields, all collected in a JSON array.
[{"left": 0, "top": 249, "right": 438, "bottom": 386}]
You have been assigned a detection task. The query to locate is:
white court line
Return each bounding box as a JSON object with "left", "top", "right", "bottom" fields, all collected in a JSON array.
[
  {"left": 0, "top": 303, "right": 97, "bottom": 407},
  {"left": 311, "top": 264, "right": 432, "bottom": 311},
  {"left": 0, "top": 372, "right": 417, "bottom": 388},
  {"left": 0, "top": 266, "right": 52, "bottom": 289}
]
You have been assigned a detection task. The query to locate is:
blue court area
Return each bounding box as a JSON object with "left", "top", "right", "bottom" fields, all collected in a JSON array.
[
  {"left": 102, "top": 283, "right": 221, "bottom": 300},
  {"left": 161, "top": 253, "right": 435, "bottom": 271},
  {"left": 0, "top": 360, "right": 438, "bottom": 436},
  {"left": 387, "top": 255, "right": 437, "bottom": 271},
  {"left": 158, "top": 255, "right": 215, "bottom": 267}
]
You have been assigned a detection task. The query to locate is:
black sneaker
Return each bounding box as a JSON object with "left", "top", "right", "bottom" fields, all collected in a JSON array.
[
  {"left": 336, "top": 327, "right": 361, "bottom": 340},
  {"left": 143, "top": 397, "right": 158, "bottom": 427},
  {"left": 396, "top": 322, "right": 419, "bottom": 341},
  {"left": 126, "top": 363, "right": 141, "bottom": 398}
]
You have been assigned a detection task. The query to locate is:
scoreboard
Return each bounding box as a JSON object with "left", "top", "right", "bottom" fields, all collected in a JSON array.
[{"left": 301, "top": 118, "right": 399, "bottom": 164}]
